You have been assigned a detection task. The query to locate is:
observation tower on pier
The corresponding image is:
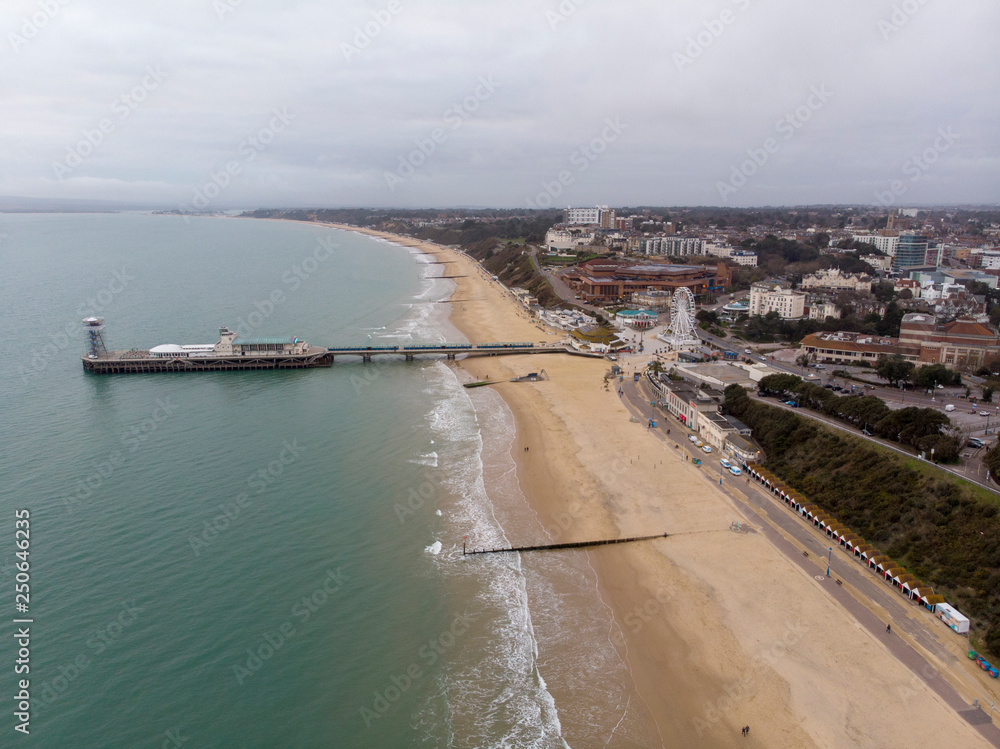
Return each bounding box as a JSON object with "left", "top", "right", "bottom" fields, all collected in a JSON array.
[{"left": 82, "top": 317, "right": 108, "bottom": 358}]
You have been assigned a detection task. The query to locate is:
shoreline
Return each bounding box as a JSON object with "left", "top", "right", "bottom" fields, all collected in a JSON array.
[{"left": 316, "top": 222, "right": 993, "bottom": 747}]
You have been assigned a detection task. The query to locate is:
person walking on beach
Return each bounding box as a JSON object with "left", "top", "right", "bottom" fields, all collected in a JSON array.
[
  {"left": 886, "top": 623, "right": 891, "bottom": 633},
  {"left": 741, "top": 726, "right": 746, "bottom": 737}
]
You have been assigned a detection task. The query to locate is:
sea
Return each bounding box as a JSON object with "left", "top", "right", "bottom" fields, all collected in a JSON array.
[{"left": 0, "top": 213, "right": 657, "bottom": 748}]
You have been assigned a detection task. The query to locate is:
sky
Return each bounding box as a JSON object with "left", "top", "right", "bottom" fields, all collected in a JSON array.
[{"left": 2, "top": 0, "right": 999, "bottom": 209}]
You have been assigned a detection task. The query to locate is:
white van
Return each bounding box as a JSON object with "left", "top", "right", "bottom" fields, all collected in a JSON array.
[{"left": 945, "top": 404, "right": 955, "bottom": 412}]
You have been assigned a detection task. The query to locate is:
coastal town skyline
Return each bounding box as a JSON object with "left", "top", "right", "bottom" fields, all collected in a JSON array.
[{"left": 3, "top": 1, "right": 999, "bottom": 209}]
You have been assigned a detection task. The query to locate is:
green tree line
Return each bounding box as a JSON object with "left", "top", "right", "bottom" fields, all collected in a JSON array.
[{"left": 757, "top": 373, "right": 959, "bottom": 461}]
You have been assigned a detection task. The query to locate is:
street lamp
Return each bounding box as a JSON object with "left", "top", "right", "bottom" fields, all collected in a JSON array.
[{"left": 827, "top": 547, "right": 833, "bottom": 577}]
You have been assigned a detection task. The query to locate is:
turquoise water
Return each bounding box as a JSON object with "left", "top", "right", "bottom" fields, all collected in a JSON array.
[{"left": 0, "top": 214, "right": 657, "bottom": 748}]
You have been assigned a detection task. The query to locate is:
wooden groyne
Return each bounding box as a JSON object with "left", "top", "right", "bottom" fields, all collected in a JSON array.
[{"left": 463, "top": 532, "right": 668, "bottom": 556}]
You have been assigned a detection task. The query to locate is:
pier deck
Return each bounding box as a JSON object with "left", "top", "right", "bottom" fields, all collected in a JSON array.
[
  {"left": 82, "top": 346, "right": 334, "bottom": 374},
  {"left": 83, "top": 343, "right": 601, "bottom": 373}
]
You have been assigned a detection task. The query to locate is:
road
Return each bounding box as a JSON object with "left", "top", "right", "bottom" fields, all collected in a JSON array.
[
  {"left": 528, "top": 247, "right": 604, "bottom": 315},
  {"left": 614, "top": 373, "right": 1000, "bottom": 745}
]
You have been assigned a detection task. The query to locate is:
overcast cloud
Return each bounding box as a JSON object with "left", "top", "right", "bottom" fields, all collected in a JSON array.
[{"left": 2, "top": 0, "right": 998, "bottom": 208}]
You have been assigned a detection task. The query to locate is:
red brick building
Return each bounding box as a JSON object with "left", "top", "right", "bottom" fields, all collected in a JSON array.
[
  {"left": 563, "top": 260, "right": 731, "bottom": 304},
  {"left": 801, "top": 314, "right": 1000, "bottom": 369}
]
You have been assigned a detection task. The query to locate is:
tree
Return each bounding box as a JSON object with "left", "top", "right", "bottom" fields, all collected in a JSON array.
[
  {"left": 872, "top": 282, "right": 896, "bottom": 303},
  {"left": 758, "top": 373, "right": 802, "bottom": 396},
  {"left": 796, "top": 353, "right": 812, "bottom": 368},
  {"left": 984, "top": 387, "right": 994, "bottom": 404},
  {"left": 913, "top": 363, "right": 960, "bottom": 389},
  {"left": 876, "top": 355, "right": 915, "bottom": 387}
]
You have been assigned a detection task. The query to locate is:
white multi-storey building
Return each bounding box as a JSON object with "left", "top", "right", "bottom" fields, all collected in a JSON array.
[
  {"left": 632, "top": 236, "right": 704, "bottom": 256},
  {"left": 729, "top": 250, "right": 758, "bottom": 267},
  {"left": 749, "top": 283, "right": 806, "bottom": 319},
  {"left": 973, "top": 250, "right": 1000, "bottom": 270},
  {"left": 852, "top": 233, "right": 900, "bottom": 256},
  {"left": 545, "top": 229, "right": 594, "bottom": 251},
  {"left": 564, "top": 205, "right": 614, "bottom": 226},
  {"left": 860, "top": 254, "right": 891, "bottom": 273}
]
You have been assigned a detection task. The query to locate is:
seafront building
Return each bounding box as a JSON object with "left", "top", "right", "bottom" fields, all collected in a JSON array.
[
  {"left": 748, "top": 282, "right": 806, "bottom": 319},
  {"left": 563, "top": 260, "right": 731, "bottom": 304},
  {"left": 800, "top": 314, "right": 1000, "bottom": 368},
  {"left": 649, "top": 374, "right": 761, "bottom": 460},
  {"left": 614, "top": 309, "right": 658, "bottom": 330}
]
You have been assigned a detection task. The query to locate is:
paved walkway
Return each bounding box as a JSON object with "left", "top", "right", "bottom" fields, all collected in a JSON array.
[{"left": 615, "top": 376, "right": 1000, "bottom": 746}]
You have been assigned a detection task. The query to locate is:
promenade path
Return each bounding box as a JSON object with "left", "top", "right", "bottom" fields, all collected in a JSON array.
[{"left": 615, "top": 374, "right": 1000, "bottom": 746}]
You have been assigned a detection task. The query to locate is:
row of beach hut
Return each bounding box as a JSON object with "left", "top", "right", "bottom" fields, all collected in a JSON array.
[{"left": 743, "top": 462, "right": 967, "bottom": 630}]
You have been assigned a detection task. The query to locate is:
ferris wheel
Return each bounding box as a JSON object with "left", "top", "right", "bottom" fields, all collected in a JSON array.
[{"left": 667, "top": 288, "right": 700, "bottom": 350}]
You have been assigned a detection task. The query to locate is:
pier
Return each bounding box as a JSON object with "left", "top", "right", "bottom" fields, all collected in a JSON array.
[
  {"left": 80, "top": 318, "right": 602, "bottom": 374},
  {"left": 463, "top": 532, "right": 669, "bottom": 555},
  {"left": 326, "top": 343, "right": 601, "bottom": 362}
]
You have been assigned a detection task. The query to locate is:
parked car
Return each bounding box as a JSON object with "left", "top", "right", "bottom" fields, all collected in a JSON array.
[
  {"left": 688, "top": 434, "right": 698, "bottom": 443},
  {"left": 702, "top": 445, "right": 712, "bottom": 453},
  {"left": 729, "top": 465, "right": 742, "bottom": 476},
  {"left": 784, "top": 400, "right": 798, "bottom": 407},
  {"left": 720, "top": 458, "right": 732, "bottom": 468},
  {"left": 968, "top": 438, "right": 985, "bottom": 448}
]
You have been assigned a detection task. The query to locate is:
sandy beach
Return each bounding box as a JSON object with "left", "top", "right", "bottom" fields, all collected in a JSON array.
[{"left": 326, "top": 224, "right": 993, "bottom": 748}]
